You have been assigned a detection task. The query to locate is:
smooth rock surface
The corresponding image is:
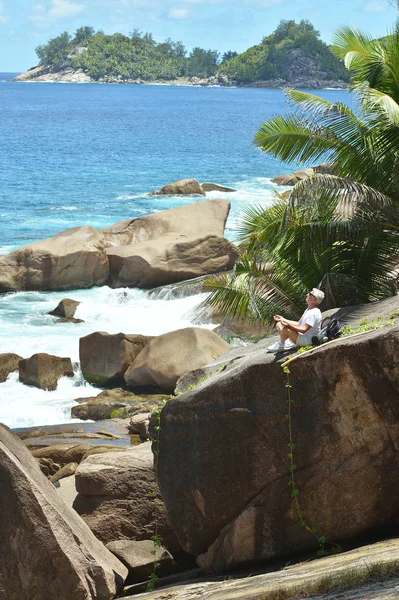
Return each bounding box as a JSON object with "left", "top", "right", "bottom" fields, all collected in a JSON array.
[
  {"left": 124, "top": 327, "right": 231, "bottom": 392},
  {"left": 123, "top": 537, "right": 399, "bottom": 600},
  {"left": 156, "top": 325, "right": 399, "bottom": 570},
  {"left": 19, "top": 352, "right": 74, "bottom": 391},
  {"left": 74, "top": 442, "right": 180, "bottom": 554},
  {"left": 101, "top": 199, "right": 230, "bottom": 247},
  {"left": 0, "top": 352, "right": 23, "bottom": 383},
  {"left": 0, "top": 424, "right": 127, "bottom": 599},
  {"left": 79, "top": 332, "right": 153, "bottom": 385},
  {"left": 0, "top": 226, "right": 108, "bottom": 292},
  {"left": 106, "top": 234, "right": 237, "bottom": 288}
]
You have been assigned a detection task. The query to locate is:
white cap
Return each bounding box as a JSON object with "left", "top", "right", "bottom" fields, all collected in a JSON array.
[{"left": 311, "top": 288, "right": 325, "bottom": 304}]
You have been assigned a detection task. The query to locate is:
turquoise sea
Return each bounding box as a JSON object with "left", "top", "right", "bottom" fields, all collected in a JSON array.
[{"left": 0, "top": 75, "right": 353, "bottom": 427}]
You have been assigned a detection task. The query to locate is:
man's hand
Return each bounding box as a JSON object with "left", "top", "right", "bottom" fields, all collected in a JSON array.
[
  {"left": 280, "top": 318, "right": 289, "bottom": 327},
  {"left": 273, "top": 314, "right": 282, "bottom": 322}
]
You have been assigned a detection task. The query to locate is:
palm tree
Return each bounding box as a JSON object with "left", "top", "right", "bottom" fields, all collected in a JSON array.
[{"left": 202, "top": 23, "right": 399, "bottom": 324}]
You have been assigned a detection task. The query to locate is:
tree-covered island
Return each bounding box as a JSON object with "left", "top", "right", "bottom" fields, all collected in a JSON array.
[{"left": 15, "top": 20, "right": 349, "bottom": 88}]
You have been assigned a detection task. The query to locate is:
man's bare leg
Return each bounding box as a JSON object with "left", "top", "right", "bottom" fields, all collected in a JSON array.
[{"left": 276, "top": 322, "right": 298, "bottom": 344}]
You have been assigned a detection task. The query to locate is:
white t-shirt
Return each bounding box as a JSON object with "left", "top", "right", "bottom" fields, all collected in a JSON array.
[{"left": 299, "top": 307, "right": 322, "bottom": 337}]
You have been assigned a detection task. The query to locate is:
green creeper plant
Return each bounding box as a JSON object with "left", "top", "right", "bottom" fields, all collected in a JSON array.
[{"left": 283, "top": 364, "right": 341, "bottom": 556}]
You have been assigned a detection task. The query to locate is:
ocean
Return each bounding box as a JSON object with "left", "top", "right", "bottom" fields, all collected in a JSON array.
[{"left": 0, "top": 76, "right": 353, "bottom": 427}]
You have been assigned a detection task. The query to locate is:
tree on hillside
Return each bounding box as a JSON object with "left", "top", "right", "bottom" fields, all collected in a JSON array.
[
  {"left": 203, "top": 23, "right": 399, "bottom": 320},
  {"left": 72, "top": 26, "right": 95, "bottom": 45},
  {"left": 187, "top": 47, "right": 220, "bottom": 77},
  {"left": 221, "top": 50, "right": 238, "bottom": 63},
  {"left": 36, "top": 31, "right": 72, "bottom": 66}
]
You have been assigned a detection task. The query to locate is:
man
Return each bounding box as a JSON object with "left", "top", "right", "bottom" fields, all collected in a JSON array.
[{"left": 267, "top": 288, "right": 325, "bottom": 353}]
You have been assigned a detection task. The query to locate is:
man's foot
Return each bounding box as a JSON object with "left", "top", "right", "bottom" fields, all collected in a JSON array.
[
  {"left": 267, "top": 341, "right": 285, "bottom": 353},
  {"left": 283, "top": 340, "right": 296, "bottom": 350}
]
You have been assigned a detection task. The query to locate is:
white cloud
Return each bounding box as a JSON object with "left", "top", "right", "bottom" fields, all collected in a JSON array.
[
  {"left": 168, "top": 7, "right": 190, "bottom": 18},
  {"left": 362, "top": 0, "right": 386, "bottom": 11},
  {"left": 28, "top": 0, "right": 85, "bottom": 26},
  {"left": 49, "top": 0, "right": 85, "bottom": 17},
  {"left": 0, "top": 0, "right": 8, "bottom": 23}
]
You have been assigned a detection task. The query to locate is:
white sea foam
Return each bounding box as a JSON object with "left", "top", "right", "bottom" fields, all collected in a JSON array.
[{"left": 0, "top": 286, "right": 214, "bottom": 428}]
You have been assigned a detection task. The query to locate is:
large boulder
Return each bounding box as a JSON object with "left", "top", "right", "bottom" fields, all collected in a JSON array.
[
  {"left": 124, "top": 327, "right": 231, "bottom": 392},
  {"left": 0, "top": 423, "right": 127, "bottom": 599},
  {"left": 0, "top": 352, "right": 23, "bottom": 383},
  {"left": 101, "top": 198, "right": 230, "bottom": 248},
  {"left": 0, "top": 226, "right": 108, "bottom": 292},
  {"left": 156, "top": 326, "right": 399, "bottom": 571},
  {"left": 106, "top": 233, "right": 237, "bottom": 288},
  {"left": 150, "top": 178, "right": 205, "bottom": 196},
  {"left": 79, "top": 332, "right": 153, "bottom": 386},
  {"left": 73, "top": 442, "right": 180, "bottom": 555},
  {"left": 19, "top": 353, "right": 74, "bottom": 391}
]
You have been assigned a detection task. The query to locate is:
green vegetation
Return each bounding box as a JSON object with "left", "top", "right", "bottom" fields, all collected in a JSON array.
[
  {"left": 203, "top": 18, "right": 399, "bottom": 324},
  {"left": 283, "top": 363, "right": 341, "bottom": 556},
  {"left": 34, "top": 20, "right": 346, "bottom": 83},
  {"left": 222, "top": 20, "right": 348, "bottom": 83},
  {"left": 35, "top": 26, "right": 219, "bottom": 81}
]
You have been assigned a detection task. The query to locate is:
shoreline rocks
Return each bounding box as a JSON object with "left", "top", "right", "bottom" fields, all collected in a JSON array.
[
  {"left": 0, "top": 199, "right": 235, "bottom": 292},
  {"left": 13, "top": 67, "right": 347, "bottom": 89},
  {"left": 0, "top": 352, "right": 23, "bottom": 383},
  {"left": 19, "top": 352, "right": 74, "bottom": 391}
]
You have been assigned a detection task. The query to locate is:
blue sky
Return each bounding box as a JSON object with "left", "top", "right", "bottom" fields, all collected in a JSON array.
[{"left": 1, "top": 0, "right": 398, "bottom": 71}]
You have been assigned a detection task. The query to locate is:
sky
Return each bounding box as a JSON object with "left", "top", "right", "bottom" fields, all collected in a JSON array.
[{"left": 1, "top": 0, "right": 399, "bottom": 72}]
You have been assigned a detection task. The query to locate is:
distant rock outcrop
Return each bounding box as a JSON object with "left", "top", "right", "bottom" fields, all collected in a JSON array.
[
  {"left": 0, "top": 424, "right": 127, "bottom": 599},
  {"left": 150, "top": 178, "right": 206, "bottom": 196}
]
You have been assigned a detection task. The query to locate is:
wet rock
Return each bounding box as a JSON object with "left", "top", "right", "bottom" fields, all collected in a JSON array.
[
  {"left": 79, "top": 332, "right": 153, "bottom": 386},
  {"left": 19, "top": 352, "right": 74, "bottom": 391},
  {"left": 48, "top": 298, "right": 80, "bottom": 318},
  {"left": 0, "top": 352, "right": 23, "bottom": 383},
  {"left": 150, "top": 178, "right": 205, "bottom": 196},
  {"left": 201, "top": 182, "right": 236, "bottom": 192}
]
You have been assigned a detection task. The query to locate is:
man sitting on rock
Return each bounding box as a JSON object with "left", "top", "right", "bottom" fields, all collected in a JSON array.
[{"left": 267, "top": 288, "right": 325, "bottom": 353}]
